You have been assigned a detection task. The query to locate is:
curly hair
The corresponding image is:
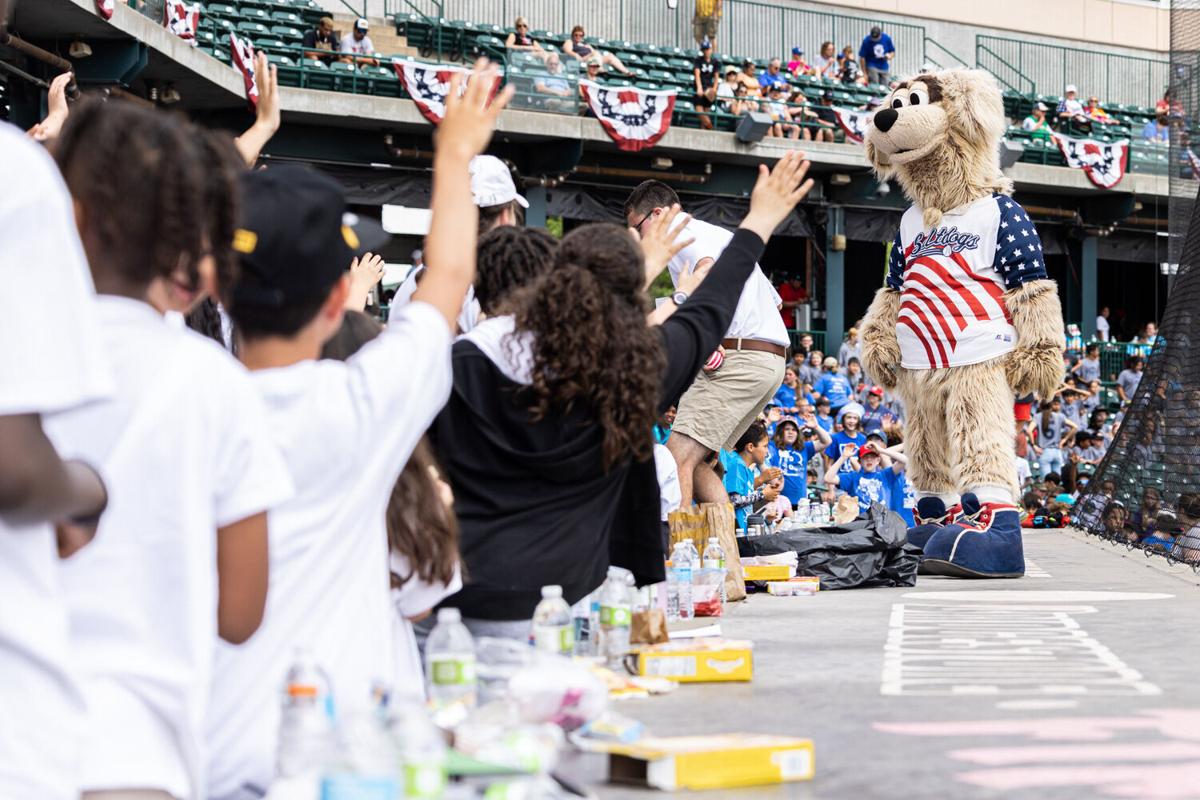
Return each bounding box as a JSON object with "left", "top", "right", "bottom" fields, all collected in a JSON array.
[
  {"left": 503, "top": 223, "right": 664, "bottom": 470},
  {"left": 54, "top": 98, "right": 208, "bottom": 294},
  {"left": 474, "top": 225, "right": 557, "bottom": 315},
  {"left": 195, "top": 129, "right": 243, "bottom": 296}
]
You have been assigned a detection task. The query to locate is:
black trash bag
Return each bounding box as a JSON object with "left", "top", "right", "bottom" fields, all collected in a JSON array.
[{"left": 737, "top": 504, "right": 923, "bottom": 589}]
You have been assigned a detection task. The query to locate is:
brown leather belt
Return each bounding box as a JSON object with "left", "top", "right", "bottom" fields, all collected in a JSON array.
[{"left": 721, "top": 337, "right": 787, "bottom": 358}]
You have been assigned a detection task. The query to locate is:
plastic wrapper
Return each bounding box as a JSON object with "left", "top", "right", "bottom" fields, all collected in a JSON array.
[
  {"left": 692, "top": 568, "right": 724, "bottom": 617},
  {"left": 506, "top": 653, "right": 608, "bottom": 732},
  {"left": 737, "top": 505, "right": 921, "bottom": 590}
]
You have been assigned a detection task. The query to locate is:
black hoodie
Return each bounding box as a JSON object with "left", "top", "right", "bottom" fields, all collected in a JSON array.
[{"left": 429, "top": 228, "right": 766, "bottom": 620}]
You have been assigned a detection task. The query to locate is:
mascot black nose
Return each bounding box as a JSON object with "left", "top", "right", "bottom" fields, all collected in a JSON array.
[{"left": 873, "top": 107, "right": 898, "bottom": 133}]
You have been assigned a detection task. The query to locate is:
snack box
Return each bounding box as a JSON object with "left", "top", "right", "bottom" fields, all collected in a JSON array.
[
  {"left": 742, "top": 564, "right": 794, "bottom": 582},
  {"left": 590, "top": 733, "right": 815, "bottom": 790},
  {"left": 767, "top": 576, "right": 820, "bottom": 596},
  {"left": 635, "top": 638, "right": 753, "bottom": 682}
]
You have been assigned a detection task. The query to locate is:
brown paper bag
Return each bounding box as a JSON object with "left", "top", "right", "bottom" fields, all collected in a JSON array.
[
  {"left": 667, "top": 502, "right": 745, "bottom": 602},
  {"left": 833, "top": 495, "right": 859, "bottom": 524},
  {"left": 631, "top": 609, "right": 669, "bottom": 644}
]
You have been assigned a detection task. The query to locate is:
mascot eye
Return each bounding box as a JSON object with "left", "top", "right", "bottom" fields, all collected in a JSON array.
[
  {"left": 908, "top": 86, "right": 931, "bottom": 106},
  {"left": 891, "top": 97, "right": 905, "bottom": 109},
  {"left": 909, "top": 92, "right": 921, "bottom": 105}
]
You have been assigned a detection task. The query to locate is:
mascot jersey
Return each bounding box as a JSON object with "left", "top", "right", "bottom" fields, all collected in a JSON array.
[{"left": 887, "top": 193, "right": 1047, "bottom": 370}]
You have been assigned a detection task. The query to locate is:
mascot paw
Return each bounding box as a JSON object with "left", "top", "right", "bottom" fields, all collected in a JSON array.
[
  {"left": 1004, "top": 343, "right": 1063, "bottom": 400},
  {"left": 861, "top": 343, "right": 901, "bottom": 390},
  {"left": 921, "top": 494, "right": 1025, "bottom": 578}
]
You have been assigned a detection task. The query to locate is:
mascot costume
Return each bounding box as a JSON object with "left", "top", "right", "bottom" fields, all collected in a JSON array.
[{"left": 859, "top": 69, "right": 1065, "bottom": 578}]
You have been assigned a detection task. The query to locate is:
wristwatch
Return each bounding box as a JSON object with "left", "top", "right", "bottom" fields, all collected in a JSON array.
[{"left": 671, "top": 290, "right": 689, "bottom": 306}]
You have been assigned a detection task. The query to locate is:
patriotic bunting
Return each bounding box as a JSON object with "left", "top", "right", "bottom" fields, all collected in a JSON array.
[
  {"left": 393, "top": 60, "right": 500, "bottom": 124},
  {"left": 164, "top": 1, "right": 202, "bottom": 46},
  {"left": 833, "top": 106, "right": 872, "bottom": 144},
  {"left": 1051, "top": 133, "right": 1129, "bottom": 189},
  {"left": 95, "top": 0, "right": 114, "bottom": 19},
  {"left": 579, "top": 80, "right": 676, "bottom": 152},
  {"left": 229, "top": 33, "right": 259, "bottom": 110}
]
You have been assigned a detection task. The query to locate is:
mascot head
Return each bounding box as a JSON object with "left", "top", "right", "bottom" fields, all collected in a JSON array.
[{"left": 864, "top": 69, "right": 1012, "bottom": 229}]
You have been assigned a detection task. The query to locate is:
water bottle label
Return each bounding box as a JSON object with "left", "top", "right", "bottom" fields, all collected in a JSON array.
[
  {"left": 599, "top": 604, "right": 631, "bottom": 627},
  {"left": 702, "top": 558, "right": 725, "bottom": 569},
  {"left": 430, "top": 656, "right": 476, "bottom": 685},
  {"left": 674, "top": 567, "right": 692, "bottom": 583},
  {"left": 534, "top": 624, "right": 574, "bottom": 654},
  {"left": 404, "top": 762, "right": 447, "bottom": 798}
]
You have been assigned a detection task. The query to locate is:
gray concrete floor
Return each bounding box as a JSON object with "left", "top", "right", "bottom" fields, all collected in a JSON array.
[{"left": 580, "top": 528, "right": 1200, "bottom": 799}]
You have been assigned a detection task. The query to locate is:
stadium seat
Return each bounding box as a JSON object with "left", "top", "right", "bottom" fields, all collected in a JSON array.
[
  {"left": 271, "top": 24, "right": 303, "bottom": 42},
  {"left": 208, "top": 2, "right": 237, "bottom": 17},
  {"left": 270, "top": 10, "right": 303, "bottom": 26},
  {"left": 236, "top": 21, "right": 270, "bottom": 39},
  {"left": 239, "top": 7, "right": 271, "bottom": 22},
  {"left": 266, "top": 53, "right": 294, "bottom": 67}
]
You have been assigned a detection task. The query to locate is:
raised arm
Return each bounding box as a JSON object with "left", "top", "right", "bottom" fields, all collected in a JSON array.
[
  {"left": 233, "top": 54, "right": 280, "bottom": 167},
  {"left": 656, "top": 151, "right": 812, "bottom": 410}
]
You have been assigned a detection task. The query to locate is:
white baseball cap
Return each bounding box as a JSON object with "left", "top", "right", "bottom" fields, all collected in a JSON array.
[
  {"left": 354, "top": 17, "right": 369, "bottom": 31},
  {"left": 1065, "top": 84, "right": 1078, "bottom": 94},
  {"left": 469, "top": 155, "right": 529, "bottom": 208}
]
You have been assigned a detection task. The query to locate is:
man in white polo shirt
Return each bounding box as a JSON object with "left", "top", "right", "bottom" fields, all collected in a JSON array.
[{"left": 625, "top": 179, "right": 789, "bottom": 507}]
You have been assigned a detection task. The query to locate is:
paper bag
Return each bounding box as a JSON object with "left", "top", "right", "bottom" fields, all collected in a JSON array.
[
  {"left": 631, "top": 609, "right": 669, "bottom": 644},
  {"left": 667, "top": 502, "right": 745, "bottom": 602}
]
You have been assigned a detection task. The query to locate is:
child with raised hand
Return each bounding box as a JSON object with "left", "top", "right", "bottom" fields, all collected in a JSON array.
[
  {"left": 208, "top": 61, "right": 511, "bottom": 797},
  {"left": 43, "top": 100, "right": 293, "bottom": 800}
]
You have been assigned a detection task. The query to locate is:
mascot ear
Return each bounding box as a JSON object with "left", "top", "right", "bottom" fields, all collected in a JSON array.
[{"left": 942, "top": 69, "right": 1006, "bottom": 148}]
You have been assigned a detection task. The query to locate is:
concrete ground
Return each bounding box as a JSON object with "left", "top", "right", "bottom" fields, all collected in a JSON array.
[{"left": 579, "top": 528, "right": 1200, "bottom": 799}]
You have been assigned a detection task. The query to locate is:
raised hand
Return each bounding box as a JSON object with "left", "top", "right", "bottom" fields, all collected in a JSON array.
[
  {"left": 27, "top": 72, "right": 73, "bottom": 142},
  {"left": 739, "top": 150, "right": 814, "bottom": 242}
]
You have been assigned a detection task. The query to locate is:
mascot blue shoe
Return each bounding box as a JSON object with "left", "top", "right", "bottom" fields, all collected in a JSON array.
[
  {"left": 906, "top": 497, "right": 952, "bottom": 550},
  {"left": 921, "top": 493, "right": 1025, "bottom": 578}
]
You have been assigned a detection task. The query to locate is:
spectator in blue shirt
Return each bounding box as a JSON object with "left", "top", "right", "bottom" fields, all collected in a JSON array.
[
  {"left": 823, "top": 401, "right": 867, "bottom": 476},
  {"left": 814, "top": 396, "right": 834, "bottom": 433},
  {"left": 768, "top": 413, "right": 832, "bottom": 508},
  {"left": 813, "top": 356, "right": 853, "bottom": 415},
  {"left": 653, "top": 406, "right": 676, "bottom": 445},
  {"left": 772, "top": 365, "right": 802, "bottom": 415},
  {"left": 758, "top": 58, "right": 790, "bottom": 92},
  {"left": 860, "top": 386, "right": 895, "bottom": 434},
  {"left": 824, "top": 440, "right": 907, "bottom": 516},
  {"left": 723, "top": 421, "right": 782, "bottom": 529},
  {"left": 1143, "top": 113, "right": 1169, "bottom": 144},
  {"left": 858, "top": 25, "right": 895, "bottom": 85}
]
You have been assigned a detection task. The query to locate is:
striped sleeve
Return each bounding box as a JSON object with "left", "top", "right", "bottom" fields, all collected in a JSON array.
[
  {"left": 991, "top": 197, "right": 1049, "bottom": 290},
  {"left": 886, "top": 229, "right": 905, "bottom": 291}
]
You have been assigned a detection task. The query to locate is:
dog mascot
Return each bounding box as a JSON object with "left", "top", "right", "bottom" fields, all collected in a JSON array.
[{"left": 859, "top": 69, "right": 1065, "bottom": 577}]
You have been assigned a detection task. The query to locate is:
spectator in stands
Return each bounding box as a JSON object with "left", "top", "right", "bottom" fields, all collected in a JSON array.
[
  {"left": 654, "top": 407, "right": 676, "bottom": 445},
  {"left": 1057, "top": 85, "right": 1088, "bottom": 127},
  {"left": 692, "top": 0, "right": 723, "bottom": 53},
  {"left": 814, "top": 356, "right": 854, "bottom": 417},
  {"left": 838, "top": 327, "right": 860, "bottom": 367},
  {"left": 1143, "top": 112, "right": 1170, "bottom": 144},
  {"left": 858, "top": 25, "right": 895, "bottom": 86},
  {"left": 1117, "top": 355, "right": 1144, "bottom": 404},
  {"left": 1021, "top": 102, "right": 1053, "bottom": 140},
  {"left": 1096, "top": 305, "right": 1111, "bottom": 341},
  {"left": 787, "top": 47, "right": 813, "bottom": 77},
  {"left": 303, "top": 15, "right": 342, "bottom": 63},
  {"left": 717, "top": 66, "right": 740, "bottom": 111},
  {"left": 738, "top": 59, "right": 764, "bottom": 96},
  {"left": 732, "top": 83, "right": 758, "bottom": 114},
  {"left": 505, "top": 16, "right": 547, "bottom": 60},
  {"left": 838, "top": 44, "right": 863, "bottom": 85},
  {"left": 1084, "top": 95, "right": 1112, "bottom": 124},
  {"left": 766, "top": 85, "right": 801, "bottom": 139},
  {"left": 769, "top": 414, "right": 831, "bottom": 509},
  {"left": 817, "top": 41, "right": 838, "bottom": 78},
  {"left": 759, "top": 58, "right": 790, "bottom": 93},
  {"left": 339, "top": 18, "right": 379, "bottom": 66},
  {"left": 1155, "top": 89, "right": 1183, "bottom": 120},
  {"left": 799, "top": 349, "right": 823, "bottom": 387},
  {"left": 693, "top": 38, "right": 721, "bottom": 130},
  {"left": 1034, "top": 396, "right": 1077, "bottom": 478},
  {"left": 534, "top": 54, "right": 575, "bottom": 113},
  {"left": 1140, "top": 321, "right": 1159, "bottom": 346},
  {"left": 1072, "top": 343, "right": 1102, "bottom": 384},
  {"left": 1129, "top": 487, "right": 1162, "bottom": 541},
  {"left": 723, "top": 422, "right": 782, "bottom": 529},
  {"left": 796, "top": 332, "right": 815, "bottom": 357},
  {"left": 777, "top": 274, "right": 807, "bottom": 328},
  {"left": 824, "top": 440, "right": 906, "bottom": 517},
  {"left": 807, "top": 90, "right": 838, "bottom": 142},
  {"left": 581, "top": 58, "right": 606, "bottom": 94},
  {"left": 562, "top": 26, "right": 630, "bottom": 74},
  {"left": 773, "top": 366, "right": 804, "bottom": 415}
]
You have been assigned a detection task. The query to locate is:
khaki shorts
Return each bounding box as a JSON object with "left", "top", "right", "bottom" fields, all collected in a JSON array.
[
  {"left": 692, "top": 14, "right": 719, "bottom": 42},
  {"left": 673, "top": 349, "right": 785, "bottom": 452}
]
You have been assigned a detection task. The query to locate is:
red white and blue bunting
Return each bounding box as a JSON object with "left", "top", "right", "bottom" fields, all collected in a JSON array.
[
  {"left": 833, "top": 106, "right": 872, "bottom": 144},
  {"left": 1052, "top": 133, "right": 1130, "bottom": 189},
  {"left": 164, "top": 1, "right": 201, "bottom": 46},
  {"left": 579, "top": 80, "right": 676, "bottom": 152},
  {"left": 229, "top": 33, "right": 259, "bottom": 110},
  {"left": 95, "top": 0, "right": 114, "bottom": 19},
  {"left": 393, "top": 60, "right": 500, "bottom": 125}
]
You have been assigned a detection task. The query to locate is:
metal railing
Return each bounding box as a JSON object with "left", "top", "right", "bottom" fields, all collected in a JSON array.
[
  {"left": 387, "top": 0, "right": 928, "bottom": 75},
  {"left": 976, "top": 34, "right": 1168, "bottom": 109},
  {"left": 922, "top": 36, "right": 968, "bottom": 70}
]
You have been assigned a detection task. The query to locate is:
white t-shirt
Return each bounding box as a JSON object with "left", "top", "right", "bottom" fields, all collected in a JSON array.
[
  {"left": 668, "top": 218, "right": 790, "bottom": 346},
  {"left": 45, "top": 297, "right": 292, "bottom": 799},
  {"left": 339, "top": 32, "right": 375, "bottom": 55},
  {"left": 654, "top": 443, "right": 682, "bottom": 522},
  {"left": 1015, "top": 455, "right": 1032, "bottom": 486},
  {"left": 0, "top": 123, "right": 113, "bottom": 800},
  {"left": 1096, "top": 314, "right": 1110, "bottom": 341},
  {"left": 393, "top": 265, "right": 480, "bottom": 333},
  {"left": 207, "top": 301, "right": 453, "bottom": 798}
]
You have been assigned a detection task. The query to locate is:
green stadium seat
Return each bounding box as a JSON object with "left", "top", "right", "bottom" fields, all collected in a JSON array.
[
  {"left": 647, "top": 68, "right": 673, "bottom": 83},
  {"left": 275, "top": 63, "right": 302, "bottom": 87},
  {"left": 621, "top": 51, "right": 644, "bottom": 65},
  {"left": 635, "top": 80, "right": 661, "bottom": 90},
  {"left": 270, "top": 10, "right": 303, "bottom": 26},
  {"left": 271, "top": 24, "right": 303, "bottom": 42},
  {"left": 667, "top": 57, "right": 691, "bottom": 71},
  {"left": 235, "top": 20, "right": 269, "bottom": 38},
  {"left": 239, "top": 6, "right": 270, "bottom": 22},
  {"left": 208, "top": 2, "right": 236, "bottom": 16},
  {"left": 633, "top": 42, "right": 662, "bottom": 55},
  {"left": 266, "top": 53, "right": 294, "bottom": 66}
]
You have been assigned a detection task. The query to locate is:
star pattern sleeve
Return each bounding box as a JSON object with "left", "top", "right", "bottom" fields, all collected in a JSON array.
[
  {"left": 991, "top": 196, "right": 1048, "bottom": 290},
  {"left": 886, "top": 229, "right": 905, "bottom": 291}
]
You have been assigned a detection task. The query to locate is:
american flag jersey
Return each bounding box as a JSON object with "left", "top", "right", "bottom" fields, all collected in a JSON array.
[{"left": 887, "top": 193, "right": 1047, "bottom": 370}]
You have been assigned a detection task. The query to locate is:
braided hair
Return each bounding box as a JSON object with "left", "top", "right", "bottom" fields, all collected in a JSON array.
[
  {"left": 54, "top": 99, "right": 210, "bottom": 297},
  {"left": 474, "top": 225, "right": 557, "bottom": 315}
]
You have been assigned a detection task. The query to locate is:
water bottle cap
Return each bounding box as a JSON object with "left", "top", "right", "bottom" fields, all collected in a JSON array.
[
  {"left": 437, "top": 607, "right": 462, "bottom": 623},
  {"left": 541, "top": 584, "right": 563, "bottom": 598},
  {"left": 707, "top": 537, "right": 719, "bottom": 544}
]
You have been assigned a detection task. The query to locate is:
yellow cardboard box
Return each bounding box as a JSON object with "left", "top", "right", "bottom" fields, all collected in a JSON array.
[
  {"left": 597, "top": 734, "right": 815, "bottom": 790},
  {"left": 636, "top": 638, "right": 753, "bottom": 682},
  {"left": 741, "top": 564, "right": 794, "bottom": 582}
]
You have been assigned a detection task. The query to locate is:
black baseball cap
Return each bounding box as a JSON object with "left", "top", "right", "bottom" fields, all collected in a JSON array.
[
  {"left": 870, "top": 25, "right": 882, "bottom": 37},
  {"left": 231, "top": 165, "right": 388, "bottom": 307}
]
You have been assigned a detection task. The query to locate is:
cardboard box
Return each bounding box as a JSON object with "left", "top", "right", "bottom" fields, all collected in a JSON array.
[
  {"left": 599, "top": 734, "right": 815, "bottom": 790},
  {"left": 742, "top": 564, "right": 794, "bottom": 582},
  {"left": 636, "top": 638, "right": 753, "bottom": 682}
]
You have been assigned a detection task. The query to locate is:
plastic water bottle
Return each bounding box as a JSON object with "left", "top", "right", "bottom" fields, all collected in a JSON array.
[
  {"left": 389, "top": 704, "right": 447, "bottom": 799},
  {"left": 598, "top": 566, "right": 634, "bottom": 666},
  {"left": 532, "top": 584, "right": 574, "bottom": 656},
  {"left": 682, "top": 538, "right": 700, "bottom": 565},
  {"left": 810, "top": 501, "right": 823, "bottom": 525},
  {"left": 424, "top": 608, "right": 477, "bottom": 712},
  {"left": 276, "top": 648, "right": 335, "bottom": 779},
  {"left": 795, "top": 503, "right": 810, "bottom": 526},
  {"left": 672, "top": 542, "right": 695, "bottom": 621},
  {"left": 571, "top": 597, "right": 593, "bottom": 656},
  {"left": 666, "top": 545, "right": 682, "bottom": 622},
  {"left": 702, "top": 536, "right": 727, "bottom": 604}
]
